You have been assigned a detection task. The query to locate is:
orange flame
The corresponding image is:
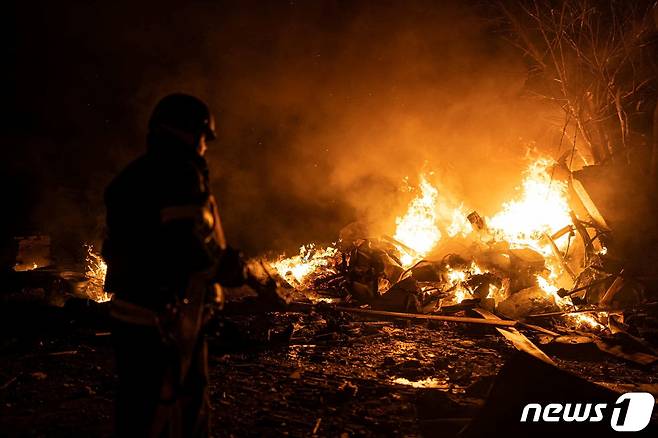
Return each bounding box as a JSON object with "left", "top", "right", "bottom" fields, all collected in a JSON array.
[
  {"left": 84, "top": 245, "right": 112, "bottom": 303},
  {"left": 488, "top": 158, "right": 572, "bottom": 256},
  {"left": 393, "top": 174, "right": 442, "bottom": 267},
  {"left": 564, "top": 312, "right": 607, "bottom": 331},
  {"left": 271, "top": 244, "right": 338, "bottom": 286}
]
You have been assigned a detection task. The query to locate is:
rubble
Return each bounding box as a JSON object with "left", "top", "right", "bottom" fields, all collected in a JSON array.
[
  {"left": 2, "top": 294, "right": 656, "bottom": 436},
  {"left": 263, "top": 157, "right": 658, "bottom": 372},
  {"left": 496, "top": 285, "right": 559, "bottom": 320}
]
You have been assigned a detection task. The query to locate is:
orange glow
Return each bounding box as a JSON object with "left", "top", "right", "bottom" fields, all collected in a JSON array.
[
  {"left": 564, "top": 312, "right": 607, "bottom": 331},
  {"left": 536, "top": 274, "right": 563, "bottom": 303},
  {"left": 488, "top": 158, "right": 572, "bottom": 256},
  {"left": 445, "top": 262, "right": 484, "bottom": 304},
  {"left": 393, "top": 174, "right": 441, "bottom": 267},
  {"left": 446, "top": 204, "right": 473, "bottom": 237},
  {"left": 271, "top": 244, "right": 338, "bottom": 286},
  {"left": 268, "top": 157, "right": 598, "bottom": 326},
  {"left": 84, "top": 245, "right": 112, "bottom": 303}
]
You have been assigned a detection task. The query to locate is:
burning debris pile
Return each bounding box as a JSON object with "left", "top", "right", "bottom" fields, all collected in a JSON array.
[{"left": 269, "top": 157, "right": 658, "bottom": 362}]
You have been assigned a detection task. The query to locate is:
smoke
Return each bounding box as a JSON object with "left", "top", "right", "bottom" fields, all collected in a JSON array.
[
  {"left": 200, "top": 0, "right": 561, "bottom": 253},
  {"left": 8, "top": 0, "right": 562, "bottom": 257}
]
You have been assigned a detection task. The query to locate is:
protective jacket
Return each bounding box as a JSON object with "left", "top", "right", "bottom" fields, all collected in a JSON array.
[
  {"left": 104, "top": 132, "right": 242, "bottom": 438},
  {"left": 103, "top": 132, "right": 242, "bottom": 310}
]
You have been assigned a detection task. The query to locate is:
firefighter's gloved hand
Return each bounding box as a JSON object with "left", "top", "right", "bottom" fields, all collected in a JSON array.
[{"left": 245, "top": 260, "right": 292, "bottom": 310}]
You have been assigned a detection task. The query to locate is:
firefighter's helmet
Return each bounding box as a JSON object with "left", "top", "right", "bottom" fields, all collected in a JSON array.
[{"left": 149, "top": 93, "right": 216, "bottom": 141}]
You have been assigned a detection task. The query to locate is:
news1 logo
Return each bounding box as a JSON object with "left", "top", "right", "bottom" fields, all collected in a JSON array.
[{"left": 520, "top": 392, "right": 655, "bottom": 432}]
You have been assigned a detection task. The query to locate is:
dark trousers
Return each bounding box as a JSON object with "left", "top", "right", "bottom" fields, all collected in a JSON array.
[{"left": 112, "top": 322, "right": 209, "bottom": 438}]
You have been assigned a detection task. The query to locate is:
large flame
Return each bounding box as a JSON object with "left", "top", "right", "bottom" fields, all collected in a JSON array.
[
  {"left": 487, "top": 159, "right": 590, "bottom": 321},
  {"left": 393, "top": 174, "right": 442, "bottom": 267},
  {"left": 488, "top": 158, "right": 572, "bottom": 256},
  {"left": 390, "top": 158, "right": 582, "bottom": 310},
  {"left": 446, "top": 205, "right": 473, "bottom": 238}
]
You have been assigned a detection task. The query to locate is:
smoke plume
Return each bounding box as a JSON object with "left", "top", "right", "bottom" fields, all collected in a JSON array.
[{"left": 7, "top": 0, "right": 563, "bottom": 257}]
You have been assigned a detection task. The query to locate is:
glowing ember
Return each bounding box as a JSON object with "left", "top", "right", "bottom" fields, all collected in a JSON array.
[
  {"left": 565, "top": 312, "right": 607, "bottom": 331},
  {"left": 392, "top": 377, "right": 449, "bottom": 389},
  {"left": 445, "top": 262, "right": 484, "bottom": 304},
  {"left": 84, "top": 245, "right": 112, "bottom": 303},
  {"left": 537, "top": 274, "right": 607, "bottom": 329},
  {"left": 393, "top": 174, "right": 441, "bottom": 267},
  {"left": 271, "top": 244, "right": 338, "bottom": 286},
  {"left": 488, "top": 158, "right": 572, "bottom": 256}
]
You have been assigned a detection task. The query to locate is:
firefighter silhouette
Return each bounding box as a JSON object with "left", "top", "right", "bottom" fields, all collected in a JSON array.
[{"left": 103, "top": 93, "right": 244, "bottom": 437}]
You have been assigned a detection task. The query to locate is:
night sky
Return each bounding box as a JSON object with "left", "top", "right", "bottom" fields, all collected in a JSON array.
[{"left": 5, "top": 0, "right": 559, "bottom": 259}]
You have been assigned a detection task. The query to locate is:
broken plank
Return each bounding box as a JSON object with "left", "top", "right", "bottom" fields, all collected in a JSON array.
[
  {"left": 472, "top": 308, "right": 555, "bottom": 366},
  {"left": 331, "top": 305, "right": 518, "bottom": 327},
  {"left": 593, "top": 338, "right": 658, "bottom": 366},
  {"left": 599, "top": 270, "right": 625, "bottom": 307}
]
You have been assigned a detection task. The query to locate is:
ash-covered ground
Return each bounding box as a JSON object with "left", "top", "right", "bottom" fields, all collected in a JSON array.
[{"left": 1, "top": 299, "right": 656, "bottom": 437}]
